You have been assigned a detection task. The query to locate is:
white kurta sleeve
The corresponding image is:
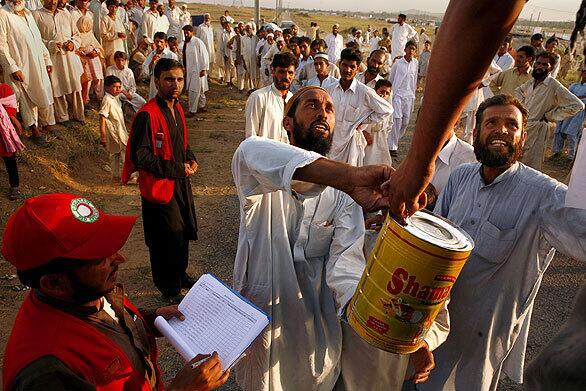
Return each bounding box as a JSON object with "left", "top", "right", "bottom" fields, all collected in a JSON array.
[
  {"left": 423, "top": 298, "right": 450, "bottom": 351},
  {"left": 142, "top": 50, "right": 155, "bottom": 76},
  {"left": 361, "top": 87, "right": 394, "bottom": 125},
  {"left": 232, "top": 137, "right": 323, "bottom": 199},
  {"left": 324, "top": 194, "right": 367, "bottom": 316},
  {"left": 0, "top": 13, "right": 19, "bottom": 74},
  {"left": 244, "top": 92, "right": 263, "bottom": 138},
  {"left": 544, "top": 83, "right": 585, "bottom": 123},
  {"left": 539, "top": 181, "right": 586, "bottom": 262}
]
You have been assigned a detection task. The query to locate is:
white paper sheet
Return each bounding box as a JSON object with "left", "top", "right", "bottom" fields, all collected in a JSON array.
[{"left": 154, "top": 274, "right": 270, "bottom": 369}]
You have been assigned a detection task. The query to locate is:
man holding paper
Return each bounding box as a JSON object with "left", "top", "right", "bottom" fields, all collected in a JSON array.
[
  {"left": 231, "top": 86, "right": 439, "bottom": 391},
  {"left": 2, "top": 193, "right": 228, "bottom": 391}
]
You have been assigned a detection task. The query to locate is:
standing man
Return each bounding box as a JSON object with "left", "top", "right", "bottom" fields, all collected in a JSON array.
[
  {"left": 141, "top": 0, "right": 168, "bottom": 45},
  {"left": 324, "top": 23, "right": 344, "bottom": 64},
  {"left": 422, "top": 94, "right": 586, "bottom": 391},
  {"left": 356, "top": 49, "right": 386, "bottom": 88},
  {"left": 240, "top": 22, "right": 259, "bottom": 92},
  {"left": 387, "top": 41, "right": 418, "bottom": 157},
  {"left": 196, "top": 13, "right": 215, "bottom": 78},
  {"left": 492, "top": 45, "right": 534, "bottom": 95},
  {"left": 530, "top": 33, "right": 545, "bottom": 53},
  {"left": 493, "top": 39, "right": 514, "bottom": 71},
  {"left": 182, "top": 25, "right": 209, "bottom": 116},
  {"left": 305, "top": 52, "right": 338, "bottom": 88},
  {"left": 233, "top": 86, "right": 392, "bottom": 391},
  {"left": 551, "top": 68, "right": 586, "bottom": 163},
  {"left": 326, "top": 48, "right": 393, "bottom": 166},
  {"left": 514, "top": 51, "right": 583, "bottom": 170},
  {"left": 418, "top": 28, "right": 429, "bottom": 54},
  {"left": 127, "top": 0, "right": 144, "bottom": 39},
  {"left": 390, "top": 13, "right": 417, "bottom": 61},
  {"left": 123, "top": 58, "right": 198, "bottom": 302},
  {"left": 0, "top": 0, "right": 55, "bottom": 146},
  {"left": 143, "top": 31, "right": 178, "bottom": 99},
  {"left": 2, "top": 193, "right": 229, "bottom": 390},
  {"left": 88, "top": 0, "right": 105, "bottom": 41},
  {"left": 101, "top": 0, "right": 127, "bottom": 66},
  {"left": 164, "top": 0, "right": 180, "bottom": 39},
  {"left": 245, "top": 52, "right": 297, "bottom": 141},
  {"left": 221, "top": 22, "right": 236, "bottom": 89},
  {"left": 34, "top": 0, "right": 85, "bottom": 124}
]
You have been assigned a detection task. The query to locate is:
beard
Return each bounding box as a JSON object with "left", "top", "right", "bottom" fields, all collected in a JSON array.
[
  {"left": 68, "top": 271, "right": 116, "bottom": 304},
  {"left": 532, "top": 67, "right": 548, "bottom": 79},
  {"left": 292, "top": 118, "right": 332, "bottom": 156},
  {"left": 473, "top": 133, "right": 523, "bottom": 167},
  {"left": 366, "top": 65, "right": 379, "bottom": 75},
  {"left": 9, "top": 1, "right": 25, "bottom": 11}
]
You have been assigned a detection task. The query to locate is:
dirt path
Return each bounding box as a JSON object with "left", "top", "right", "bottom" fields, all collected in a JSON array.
[{"left": 0, "top": 80, "right": 584, "bottom": 390}]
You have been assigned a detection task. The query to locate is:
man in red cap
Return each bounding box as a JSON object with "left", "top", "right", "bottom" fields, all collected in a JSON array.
[{"left": 2, "top": 193, "right": 229, "bottom": 390}]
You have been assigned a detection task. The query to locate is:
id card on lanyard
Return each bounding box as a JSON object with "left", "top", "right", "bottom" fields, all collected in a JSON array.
[{"left": 155, "top": 132, "right": 164, "bottom": 149}]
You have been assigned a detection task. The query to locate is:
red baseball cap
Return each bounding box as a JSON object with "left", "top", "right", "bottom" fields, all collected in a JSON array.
[{"left": 2, "top": 193, "right": 138, "bottom": 271}]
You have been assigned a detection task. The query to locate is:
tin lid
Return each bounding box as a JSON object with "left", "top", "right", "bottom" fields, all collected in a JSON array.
[{"left": 400, "top": 210, "right": 474, "bottom": 252}]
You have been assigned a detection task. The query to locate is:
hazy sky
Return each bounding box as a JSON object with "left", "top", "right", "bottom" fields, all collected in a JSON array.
[{"left": 198, "top": 0, "right": 581, "bottom": 22}]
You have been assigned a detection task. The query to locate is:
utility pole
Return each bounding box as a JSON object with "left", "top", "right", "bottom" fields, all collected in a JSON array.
[{"left": 254, "top": 0, "right": 260, "bottom": 27}]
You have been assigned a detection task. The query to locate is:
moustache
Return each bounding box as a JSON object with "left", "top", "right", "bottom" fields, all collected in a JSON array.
[{"left": 310, "top": 119, "right": 331, "bottom": 132}]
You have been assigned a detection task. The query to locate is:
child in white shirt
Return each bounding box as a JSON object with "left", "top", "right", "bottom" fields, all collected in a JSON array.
[{"left": 106, "top": 51, "right": 147, "bottom": 112}]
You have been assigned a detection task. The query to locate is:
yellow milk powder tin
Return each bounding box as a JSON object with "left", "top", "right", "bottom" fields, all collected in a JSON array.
[{"left": 347, "top": 210, "right": 473, "bottom": 354}]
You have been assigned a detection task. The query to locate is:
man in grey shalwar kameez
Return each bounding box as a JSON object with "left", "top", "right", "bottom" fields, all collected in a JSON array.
[{"left": 422, "top": 94, "right": 586, "bottom": 391}]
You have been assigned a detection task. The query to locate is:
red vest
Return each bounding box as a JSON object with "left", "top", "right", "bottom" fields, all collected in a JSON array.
[
  {"left": 122, "top": 98, "right": 188, "bottom": 204},
  {"left": 3, "top": 292, "right": 164, "bottom": 391}
]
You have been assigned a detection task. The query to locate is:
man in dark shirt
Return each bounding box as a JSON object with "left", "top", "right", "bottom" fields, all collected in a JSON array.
[
  {"left": 125, "top": 58, "right": 198, "bottom": 302},
  {"left": 2, "top": 193, "right": 229, "bottom": 390}
]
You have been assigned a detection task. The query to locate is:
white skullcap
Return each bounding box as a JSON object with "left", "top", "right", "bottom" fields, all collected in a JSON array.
[
  {"left": 314, "top": 52, "right": 329, "bottom": 61},
  {"left": 156, "top": 0, "right": 163, "bottom": 5},
  {"left": 204, "top": 12, "right": 210, "bottom": 16},
  {"left": 245, "top": 22, "right": 253, "bottom": 28},
  {"left": 266, "top": 33, "right": 274, "bottom": 38},
  {"left": 275, "top": 37, "right": 285, "bottom": 43},
  {"left": 355, "top": 29, "right": 362, "bottom": 34}
]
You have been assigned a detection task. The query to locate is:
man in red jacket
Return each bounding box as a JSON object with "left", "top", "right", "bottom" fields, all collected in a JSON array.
[
  {"left": 2, "top": 193, "right": 229, "bottom": 390},
  {"left": 123, "top": 58, "right": 198, "bottom": 303}
]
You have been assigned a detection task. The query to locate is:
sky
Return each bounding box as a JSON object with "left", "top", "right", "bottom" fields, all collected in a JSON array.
[{"left": 194, "top": 0, "right": 581, "bottom": 22}]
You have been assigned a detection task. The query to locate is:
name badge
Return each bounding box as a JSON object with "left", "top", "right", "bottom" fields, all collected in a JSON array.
[{"left": 155, "top": 132, "right": 164, "bottom": 149}]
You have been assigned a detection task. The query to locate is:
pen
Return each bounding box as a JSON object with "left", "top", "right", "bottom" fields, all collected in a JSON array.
[{"left": 190, "top": 356, "right": 211, "bottom": 369}]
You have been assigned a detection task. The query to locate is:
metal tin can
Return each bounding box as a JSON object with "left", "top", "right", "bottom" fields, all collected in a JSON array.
[{"left": 347, "top": 210, "right": 474, "bottom": 354}]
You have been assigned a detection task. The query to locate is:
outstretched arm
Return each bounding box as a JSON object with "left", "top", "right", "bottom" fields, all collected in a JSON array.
[{"left": 386, "top": 0, "right": 526, "bottom": 218}]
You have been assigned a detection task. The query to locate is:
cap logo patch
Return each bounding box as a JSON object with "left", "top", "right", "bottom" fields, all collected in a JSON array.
[{"left": 70, "top": 198, "right": 100, "bottom": 223}]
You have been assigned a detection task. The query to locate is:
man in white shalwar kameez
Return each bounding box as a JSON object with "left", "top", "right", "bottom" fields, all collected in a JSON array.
[
  {"left": 514, "top": 52, "right": 584, "bottom": 170},
  {"left": 87, "top": 0, "right": 104, "bottom": 41},
  {"left": 240, "top": 23, "right": 259, "bottom": 91},
  {"left": 196, "top": 13, "right": 215, "bottom": 76},
  {"left": 244, "top": 52, "right": 297, "bottom": 142},
  {"left": 324, "top": 24, "right": 343, "bottom": 64},
  {"left": 0, "top": 0, "right": 55, "bottom": 145},
  {"left": 232, "top": 86, "right": 393, "bottom": 391},
  {"left": 390, "top": 14, "right": 417, "bottom": 61},
  {"left": 141, "top": 0, "right": 168, "bottom": 44},
  {"left": 421, "top": 94, "right": 586, "bottom": 391},
  {"left": 143, "top": 31, "right": 177, "bottom": 98},
  {"left": 355, "top": 49, "right": 386, "bottom": 89},
  {"left": 182, "top": 25, "right": 209, "bottom": 115},
  {"left": 164, "top": 0, "right": 180, "bottom": 39},
  {"left": 101, "top": 0, "right": 127, "bottom": 65},
  {"left": 68, "top": 0, "right": 93, "bottom": 27},
  {"left": 34, "top": 0, "right": 85, "bottom": 123},
  {"left": 326, "top": 48, "right": 393, "bottom": 166},
  {"left": 387, "top": 41, "right": 418, "bottom": 156},
  {"left": 304, "top": 52, "right": 338, "bottom": 89}
]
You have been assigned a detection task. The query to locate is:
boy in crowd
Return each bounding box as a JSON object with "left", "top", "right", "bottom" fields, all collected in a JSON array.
[
  {"left": 143, "top": 31, "right": 178, "bottom": 99},
  {"left": 99, "top": 75, "right": 132, "bottom": 183},
  {"left": 106, "top": 51, "right": 147, "bottom": 112},
  {"left": 363, "top": 79, "right": 394, "bottom": 166}
]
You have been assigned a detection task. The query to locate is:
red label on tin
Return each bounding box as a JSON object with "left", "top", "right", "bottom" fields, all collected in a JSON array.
[
  {"left": 434, "top": 274, "right": 456, "bottom": 283},
  {"left": 366, "top": 316, "right": 389, "bottom": 334}
]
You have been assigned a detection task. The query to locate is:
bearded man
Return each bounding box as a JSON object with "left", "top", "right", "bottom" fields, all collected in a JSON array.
[
  {"left": 356, "top": 49, "right": 385, "bottom": 88},
  {"left": 0, "top": 0, "right": 55, "bottom": 146},
  {"left": 232, "top": 86, "right": 392, "bottom": 391},
  {"left": 420, "top": 94, "right": 586, "bottom": 391},
  {"left": 514, "top": 51, "right": 583, "bottom": 170}
]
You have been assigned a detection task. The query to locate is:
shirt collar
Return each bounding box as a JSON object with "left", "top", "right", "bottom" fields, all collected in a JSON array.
[
  {"left": 478, "top": 161, "right": 520, "bottom": 188},
  {"left": 437, "top": 134, "right": 458, "bottom": 165},
  {"left": 335, "top": 78, "right": 357, "bottom": 92}
]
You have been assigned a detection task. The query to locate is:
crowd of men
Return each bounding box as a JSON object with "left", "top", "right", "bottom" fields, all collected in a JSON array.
[{"left": 1, "top": 1, "right": 586, "bottom": 391}]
